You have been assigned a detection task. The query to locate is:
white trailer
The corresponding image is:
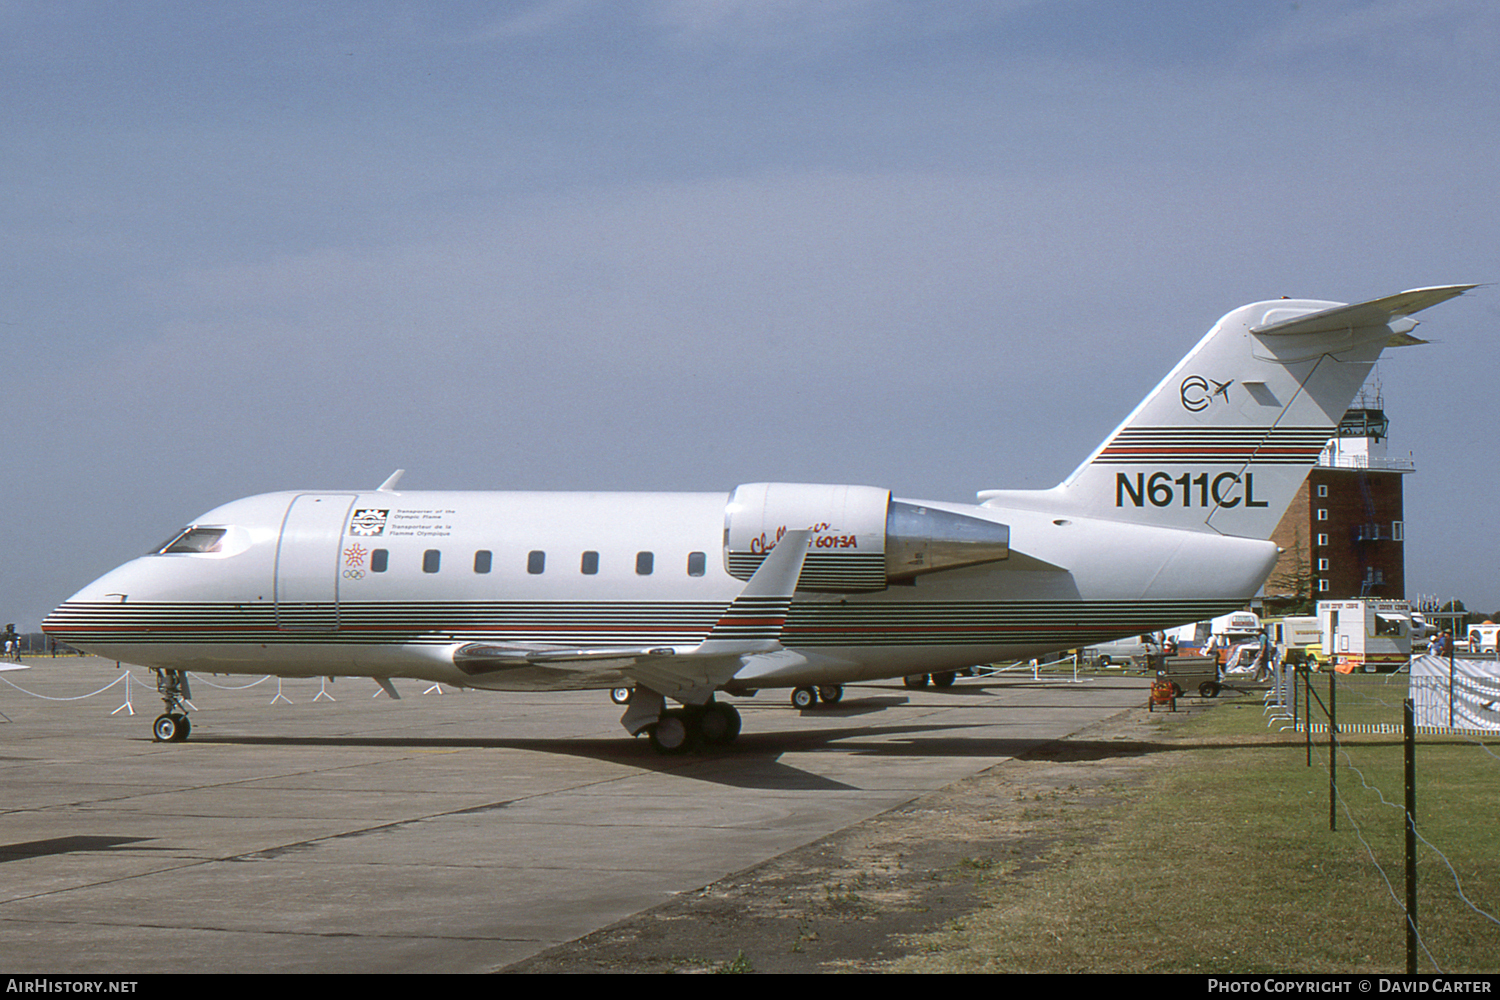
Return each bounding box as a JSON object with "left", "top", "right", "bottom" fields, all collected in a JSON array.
[
  {"left": 1263, "top": 615, "right": 1321, "bottom": 667},
  {"left": 1317, "top": 600, "right": 1412, "bottom": 673},
  {"left": 1466, "top": 624, "right": 1500, "bottom": 653}
]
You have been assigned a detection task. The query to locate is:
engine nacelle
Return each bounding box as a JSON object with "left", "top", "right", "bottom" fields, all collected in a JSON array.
[{"left": 724, "top": 483, "right": 1010, "bottom": 592}]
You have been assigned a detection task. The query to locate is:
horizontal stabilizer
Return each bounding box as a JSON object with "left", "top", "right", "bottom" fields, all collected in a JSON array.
[{"left": 1250, "top": 285, "right": 1474, "bottom": 338}]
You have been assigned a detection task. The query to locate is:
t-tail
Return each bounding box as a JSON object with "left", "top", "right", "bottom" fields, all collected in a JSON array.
[{"left": 981, "top": 286, "right": 1473, "bottom": 538}]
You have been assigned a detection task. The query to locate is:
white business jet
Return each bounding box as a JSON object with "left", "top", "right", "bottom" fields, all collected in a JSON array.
[{"left": 43, "top": 286, "right": 1471, "bottom": 752}]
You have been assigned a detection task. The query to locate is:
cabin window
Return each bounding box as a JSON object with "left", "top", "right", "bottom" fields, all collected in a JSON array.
[
  {"left": 423, "top": 550, "right": 441, "bottom": 573},
  {"left": 687, "top": 551, "right": 706, "bottom": 577},
  {"left": 155, "top": 527, "right": 226, "bottom": 554},
  {"left": 528, "top": 551, "right": 546, "bottom": 574},
  {"left": 474, "top": 550, "right": 492, "bottom": 574},
  {"left": 581, "top": 551, "right": 599, "bottom": 575},
  {"left": 636, "top": 551, "right": 654, "bottom": 575},
  {"left": 371, "top": 549, "right": 388, "bottom": 573}
]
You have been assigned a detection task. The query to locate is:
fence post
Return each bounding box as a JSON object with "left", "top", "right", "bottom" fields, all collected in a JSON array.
[
  {"left": 1328, "top": 671, "right": 1337, "bottom": 832},
  {"left": 1291, "top": 660, "right": 1299, "bottom": 731},
  {"left": 1404, "top": 696, "right": 1417, "bottom": 974},
  {"left": 1305, "top": 663, "right": 1313, "bottom": 767}
]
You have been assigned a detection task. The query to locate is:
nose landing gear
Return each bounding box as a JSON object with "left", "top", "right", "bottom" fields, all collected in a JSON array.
[
  {"left": 152, "top": 669, "right": 193, "bottom": 742},
  {"left": 152, "top": 711, "right": 191, "bottom": 742}
]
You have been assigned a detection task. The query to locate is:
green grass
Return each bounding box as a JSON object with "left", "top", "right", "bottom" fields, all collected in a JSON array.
[{"left": 888, "top": 680, "right": 1500, "bottom": 974}]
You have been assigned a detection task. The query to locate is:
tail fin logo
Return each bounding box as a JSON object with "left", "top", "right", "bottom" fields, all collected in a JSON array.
[{"left": 1180, "top": 376, "right": 1234, "bottom": 412}]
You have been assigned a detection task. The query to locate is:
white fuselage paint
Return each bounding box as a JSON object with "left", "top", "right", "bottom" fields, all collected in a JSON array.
[{"left": 46, "top": 487, "right": 1274, "bottom": 691}]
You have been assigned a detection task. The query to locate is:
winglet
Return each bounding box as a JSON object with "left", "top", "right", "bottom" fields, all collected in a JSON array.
[{"left": 697, "top": 529, "right": 810, "bottom": 651}]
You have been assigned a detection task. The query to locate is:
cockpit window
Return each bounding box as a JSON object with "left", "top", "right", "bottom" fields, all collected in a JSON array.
[{"left": 154, "top": 527, "right": 227, "bottom": 554}]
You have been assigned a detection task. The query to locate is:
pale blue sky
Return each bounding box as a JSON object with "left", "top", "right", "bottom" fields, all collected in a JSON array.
[{"left": 4, "top": 0, "right": 1497, "bottom": 629}]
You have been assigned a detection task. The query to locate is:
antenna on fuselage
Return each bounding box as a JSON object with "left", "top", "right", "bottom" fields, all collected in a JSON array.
[{"left": 376, "top": 469, "right": 405, "bottom": 492}]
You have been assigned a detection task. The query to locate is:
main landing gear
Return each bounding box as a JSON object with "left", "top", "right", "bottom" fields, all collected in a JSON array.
[
  {"left": 789, "top": 685, "right": 843, "bottom": 709},
  {"left": 645, "top": 702, "right": 742, "bottom": 755},
  {"left": 152, "top": 668, "right": 192, "bottom": 742},
  {"left": 621, "top": 686, "right": 742, "bottom": 755}
]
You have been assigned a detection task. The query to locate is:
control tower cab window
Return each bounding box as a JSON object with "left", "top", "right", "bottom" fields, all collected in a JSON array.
[{"left": 154, "top": 528, "right": 227, "bottom": 554}]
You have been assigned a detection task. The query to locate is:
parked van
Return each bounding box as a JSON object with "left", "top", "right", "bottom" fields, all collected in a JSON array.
[
  {"left": 1085, "top": 634, "right": 1160, "bottom": 669},
  {"left": 1318, "top": 599, "right": 1412, "bottom": 673}
]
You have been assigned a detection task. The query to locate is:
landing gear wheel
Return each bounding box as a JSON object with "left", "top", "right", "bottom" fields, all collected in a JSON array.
[
  {"left": 610, "top": 687, "right": 633, "bottom": 705},
  {"left": 903, "top": 674, "right": 928, "bottom": 689},
  {"left": 790, "top": 686, "right": 819, "bottom": 710},
  {"left": 151, "top": 668, "right": 192, "bottom": 741},
  {"left": 1199, "top": 681, "right": 1221, "bottom": 698},
  {"left": 931, "top": 671, "right": 957, "bottom": 689},
  {"left": 153, "top": 713, "right": 189, "bottom": 742},
  {"left": 816, "top": 685, "right": 843, "bottom": 704},
  {"left": 698, "top": 702, "right": 742, "bottom": 745},
  {"left": 647, "top": 710, "right": 699, "bottom": 755}
]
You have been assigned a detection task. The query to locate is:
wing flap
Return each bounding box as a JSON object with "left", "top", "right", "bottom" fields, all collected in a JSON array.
[{"left": 452, "top": 531, "right": 813, "bottom": 699}]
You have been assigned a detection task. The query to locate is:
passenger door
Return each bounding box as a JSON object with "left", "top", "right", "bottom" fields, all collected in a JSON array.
[{"left": 275, "top": 494, "right": 356, "bottom": 631}]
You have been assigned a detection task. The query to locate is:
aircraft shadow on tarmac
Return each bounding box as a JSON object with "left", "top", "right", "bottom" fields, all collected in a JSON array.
[
  {"left": 183, "top": 688, "right": 1224, "bottom": 793},
  {"left": 0, "top": 835, "right": 161, "bottom": 863}
]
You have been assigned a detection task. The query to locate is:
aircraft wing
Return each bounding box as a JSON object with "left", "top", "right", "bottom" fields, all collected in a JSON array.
[{"left": 452, "top": 531, "right": 812, "bottom": 701}]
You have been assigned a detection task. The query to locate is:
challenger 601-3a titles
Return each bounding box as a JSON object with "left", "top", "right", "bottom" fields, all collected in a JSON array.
[{"left": 44, "top": 286, "right": 1472, "bottom": 753}]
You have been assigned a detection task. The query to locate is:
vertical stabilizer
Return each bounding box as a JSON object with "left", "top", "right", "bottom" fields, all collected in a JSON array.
[{"left": 982, "top": 286, "right": 1472, "bottom": 538}]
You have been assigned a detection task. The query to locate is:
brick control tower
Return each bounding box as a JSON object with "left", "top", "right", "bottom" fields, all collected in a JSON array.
[{"left": 1266, "top": 389, "right": 1411, "bottom": 612}]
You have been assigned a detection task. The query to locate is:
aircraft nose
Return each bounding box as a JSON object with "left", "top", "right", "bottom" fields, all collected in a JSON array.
[{"left": 40, "top": 559, "right": 150, "bottom": 646}]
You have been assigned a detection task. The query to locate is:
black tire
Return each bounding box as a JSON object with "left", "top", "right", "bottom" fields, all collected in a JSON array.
[
  {"left": 1199, "top": 681, "right": 1221, "bottom": 698},
  {"left": 698, "top": 703, "right": 742, "bottom": 745},
  {"left": 791, "top": 686, "right": 818, "bottom": 710},
  {"left": 816, "top": 685, "right": 843, "bottom": 704},
  {"left": 903, "top": 674, "right": 928, "bottom": 689},
  {"left": 647, "top": 711, "right": 698, "bottom": 755},
  {"left": 153, "top": 714, "right": 182, "bottom": 742},
  {"left": 610, "top": 687, "right": 633, "bottom": 705},
  {"left": 931, "top": 671, "right": 956, "bottom": 689}
]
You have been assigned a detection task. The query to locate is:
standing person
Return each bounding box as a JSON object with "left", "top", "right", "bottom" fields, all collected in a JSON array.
[{"left": 1252, "top": 629, "right": 1273, "bottom": 683}]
